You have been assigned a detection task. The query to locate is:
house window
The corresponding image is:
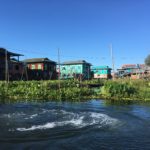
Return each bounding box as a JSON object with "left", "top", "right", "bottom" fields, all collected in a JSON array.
[
  {"left": 31, "top": 64, "right": 35, "bottom": 69},
  {"left": 38, "top": 64, "right": 42, "bottom": 70}
]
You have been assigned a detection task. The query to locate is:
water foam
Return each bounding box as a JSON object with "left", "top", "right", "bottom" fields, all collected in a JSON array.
[
  {"left": 16, "top": 111, "right": 119, "bottom": 132},
  {"left": 89, "top": 112, "right": 118, "bottom": 127},
  {"left": 17, "top": 122, "right": 56, "bottom": 131},
  {"left": 25, "top": 114, "right": 38, "bottom": 119}
]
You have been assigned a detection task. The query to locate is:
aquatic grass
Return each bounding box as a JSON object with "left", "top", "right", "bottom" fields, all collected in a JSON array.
[{"left": 100, "top": 80, "right": 138, "bottom": 100}]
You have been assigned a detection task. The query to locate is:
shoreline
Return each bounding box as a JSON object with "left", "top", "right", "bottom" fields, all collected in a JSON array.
[{"left": 0, "top": 79, "right": 150, "bottom": 103}]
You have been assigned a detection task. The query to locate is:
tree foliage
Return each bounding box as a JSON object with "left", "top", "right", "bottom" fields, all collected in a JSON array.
[{"left": 145, "top": 54, "right": 150, "bottom": 66}]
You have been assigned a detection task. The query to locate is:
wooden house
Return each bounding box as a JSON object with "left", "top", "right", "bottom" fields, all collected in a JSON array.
[
  {"left": 0, "top": 48, "right": 24, "bottom": 80},
  {"left": 91, "top": 66, "right": 112, "bottom": 79},
  {"left": 23, "top": 58, "right": 57, "bottom": 80},
  {"left": 59, "top": 60, "right": 91, "bottom": 80},
  {"left": 117, "top": 64, "right": 148, "bottom": 79}
]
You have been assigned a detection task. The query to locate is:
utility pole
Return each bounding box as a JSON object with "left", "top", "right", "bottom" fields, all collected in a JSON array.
[
  {"left": 57, "top": 48, "right": 61, "bottom": 90},
  {"left": 110, "top": 44, "right": 115, "bottom": 79},
  {"left": 5, "top": 49, "right": 8, "bottom": 83},
  {"left": 5, "top": 49, "right": 9, "bottom": 94}
]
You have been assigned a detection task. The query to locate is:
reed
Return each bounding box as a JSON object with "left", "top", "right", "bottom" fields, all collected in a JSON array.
[{"left": 100, "top": 79, "right": 150, "bottom": 100}]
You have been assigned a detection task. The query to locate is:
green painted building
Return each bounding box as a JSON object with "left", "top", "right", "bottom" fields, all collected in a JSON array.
[
  {"left": 91, "top": 66, "right": 112, "bottom": 79},
  {"left": 59, "top": 60, "right": 91, "bottom": 80}
]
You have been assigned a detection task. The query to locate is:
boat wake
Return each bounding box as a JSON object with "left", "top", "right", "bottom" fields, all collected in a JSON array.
[{"left": 16, "top": 110, "right": 120, "bottom": 131}]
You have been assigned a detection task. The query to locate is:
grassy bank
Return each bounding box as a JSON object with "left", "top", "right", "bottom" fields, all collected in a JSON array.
[{"left": 0, "top": 79, "right": 150, "bottom": 103}]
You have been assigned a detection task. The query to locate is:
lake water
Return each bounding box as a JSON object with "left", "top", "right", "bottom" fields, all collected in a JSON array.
[{"left": 0, "top": 100, "right": 150, "bottom": 150}]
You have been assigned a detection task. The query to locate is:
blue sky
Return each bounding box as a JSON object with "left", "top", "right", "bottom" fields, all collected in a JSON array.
[{"left": 0, "top": 0, "right": 150, "bottom": 69}]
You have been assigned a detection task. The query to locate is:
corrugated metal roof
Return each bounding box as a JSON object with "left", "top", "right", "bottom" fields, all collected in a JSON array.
[
  {"left": 10, "top": 58, "right": 24, "bottom": 64},
  {"left": 120, "top": 64, "right": 150, "bottom": 70},
  {"left": 122, "top": 64, "right": 137, "bottom": 69},
  {"left": 23, "top": 58, "right": 56, "bottom": 64},
  {"left": 62, "top": 60, "right": 91, "bottom": 65},
  {"left": 0, "top": 48, "right": 23, "bottom": 56}
]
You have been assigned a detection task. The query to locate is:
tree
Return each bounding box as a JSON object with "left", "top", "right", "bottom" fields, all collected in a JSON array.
[{"left": 145, "top": 54, "right": 150, "bottom": 66}]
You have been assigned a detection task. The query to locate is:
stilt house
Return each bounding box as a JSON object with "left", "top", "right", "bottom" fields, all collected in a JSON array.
[
  {"left": 23, "top": 58, "right": 57, "bottom": 80},
  {"left": 91, "top": 66, "right": 112, "bottom": 79},
  {"left": 0, "top": 48, "right": 24, "bottom": 80},
  {"left": 59, "top": 60, "right": 91, "bottom": 80}
]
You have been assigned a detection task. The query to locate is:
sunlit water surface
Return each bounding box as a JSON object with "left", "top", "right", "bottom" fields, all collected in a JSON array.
[{"left": 0, "top": 100, "right": 150, "bottom": 150}]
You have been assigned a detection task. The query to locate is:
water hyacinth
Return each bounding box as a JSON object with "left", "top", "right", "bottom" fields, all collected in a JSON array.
[{"left": 0, "top": 79, "right": 150, "bottom": 103}]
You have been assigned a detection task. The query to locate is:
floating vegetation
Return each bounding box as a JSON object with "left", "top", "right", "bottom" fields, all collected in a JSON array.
[{"left": 0, "top": 79, "right": 150, "bottom": 103}]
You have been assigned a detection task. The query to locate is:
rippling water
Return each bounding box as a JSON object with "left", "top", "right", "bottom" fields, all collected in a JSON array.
[{"left": 0, "top": 100, "right": 150, "bottom": 150}]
